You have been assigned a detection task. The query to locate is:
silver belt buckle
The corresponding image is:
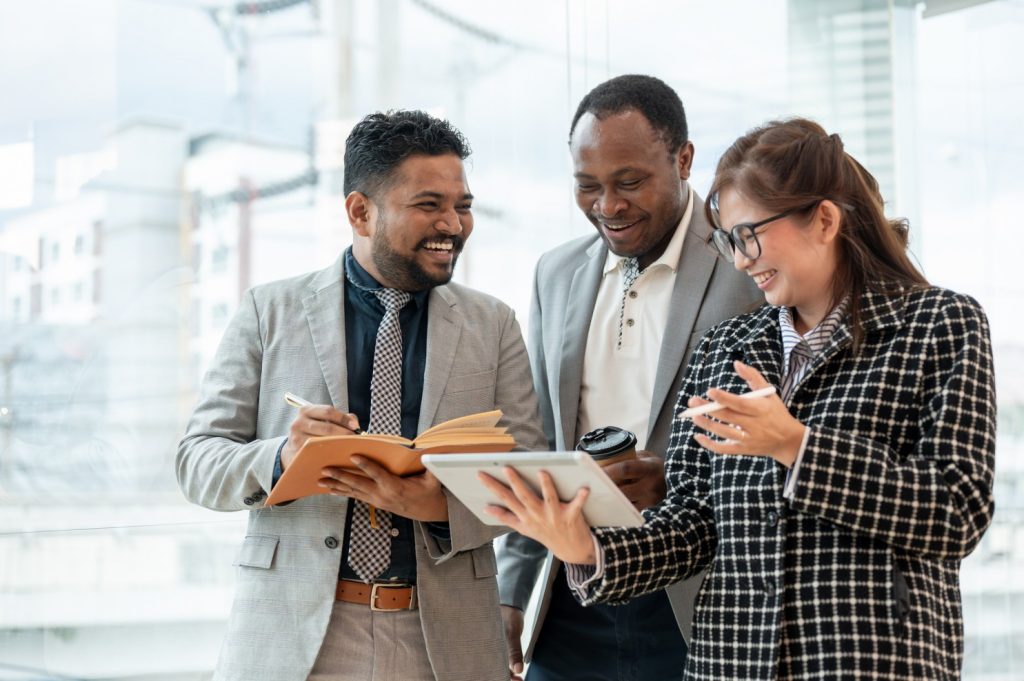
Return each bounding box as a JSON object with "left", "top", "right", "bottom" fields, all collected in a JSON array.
[{"left": 370, "top": 582, "right": 416, "bottom": 611}]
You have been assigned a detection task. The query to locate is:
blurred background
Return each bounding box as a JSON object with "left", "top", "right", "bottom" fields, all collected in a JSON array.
[{"left": 0, "top": 0, "right": 1021, "bottom": 678}]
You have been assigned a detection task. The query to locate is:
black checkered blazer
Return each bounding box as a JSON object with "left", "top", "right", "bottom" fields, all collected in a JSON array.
[{"left": 581, "top": 287, "right": 996, "bottom": 680}]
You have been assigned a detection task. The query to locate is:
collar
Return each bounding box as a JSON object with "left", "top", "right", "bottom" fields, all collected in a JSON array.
[
  {"left": 343, "top": 248, "right": 429, "bottom": 309},
  {"left": 602, "top": 186, "right": 694, "bottom": 276},
  {"left": 725, "top": 286, "right": 909, "bottom": 355},
  {"left": 779, "top": 297, "right": 849, "bottom": 366}
]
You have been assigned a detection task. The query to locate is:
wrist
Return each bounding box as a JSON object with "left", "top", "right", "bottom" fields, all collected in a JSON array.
[
  {"left": 776, "top": 423, "right": 807, "bottom": 468},
  {"left": 559, "top": 529, "right": 598, "bottom": 565}
]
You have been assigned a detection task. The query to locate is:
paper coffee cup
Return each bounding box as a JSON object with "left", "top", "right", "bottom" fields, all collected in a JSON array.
[{"left": 576, "top": 426, "right": 638, "bottom": 467}]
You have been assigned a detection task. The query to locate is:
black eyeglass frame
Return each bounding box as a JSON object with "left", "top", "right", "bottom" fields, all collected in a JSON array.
[{"left": 711, "top": 201, "right": 821, "bottom": 262}]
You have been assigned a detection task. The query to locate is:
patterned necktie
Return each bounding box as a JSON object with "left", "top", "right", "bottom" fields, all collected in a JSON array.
[
  {"left": 347, "top": 287, "right": 411, "bottom": 582},
  {"left": 617, "top": 257, "right": 643, "bottom": 348}
]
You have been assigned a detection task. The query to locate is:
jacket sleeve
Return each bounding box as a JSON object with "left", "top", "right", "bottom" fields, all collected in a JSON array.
[
  {"left": 788, "top": 294, "right": 996, "bottom": 561},
  {"left": 176, "top": 288, "right": 280, "bottom": 511},
  {"left": 576, "top": 331, "right": 720, "bottom": 606}
]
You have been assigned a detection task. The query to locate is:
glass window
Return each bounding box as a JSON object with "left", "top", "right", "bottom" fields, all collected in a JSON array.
[{"left": 0, "top": 2, "right": 1019, "bottom": 679}]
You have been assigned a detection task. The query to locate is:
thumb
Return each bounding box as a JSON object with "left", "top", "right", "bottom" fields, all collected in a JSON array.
[{"left": 734, "top": 360, "right": 770, "bottom": 390}]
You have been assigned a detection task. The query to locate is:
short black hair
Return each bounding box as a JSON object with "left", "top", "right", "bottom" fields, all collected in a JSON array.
[
  {"left": 343, "top": 110, "right": 471, "bottom": 196},
  {"left": 569, "top": 74, "right": 688, "bottom": 154}
]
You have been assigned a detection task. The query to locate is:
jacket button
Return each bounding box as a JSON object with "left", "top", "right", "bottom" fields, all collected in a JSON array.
[
  {"left": 764, "top": 577, "right": 776, "bottom": 597},
  {"left": 766, "top": 511, "right": 779, "bottom": 527},
  {"left": 324, "top": 536, "right": 339, "bottom": 549}
]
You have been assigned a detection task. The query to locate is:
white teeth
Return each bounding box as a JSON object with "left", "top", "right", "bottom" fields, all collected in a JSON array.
[
  {"left": 753, "top": 270, "right": 776, "bottom": 284},
  {"left": 424, "top": 241, "right": 453, "bottom": 251},
  {"left": 603, "top": 221, "right": 638, "bottom": 232}
]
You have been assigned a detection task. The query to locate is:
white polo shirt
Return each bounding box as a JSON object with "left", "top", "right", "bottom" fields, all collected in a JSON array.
[{"left": 575, "top": 189, "right": 694, "bottom": 450}]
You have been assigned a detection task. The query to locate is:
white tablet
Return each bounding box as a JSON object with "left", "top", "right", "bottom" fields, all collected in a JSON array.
[{"left": 421, "top": 451, "right": 645, "bottom": 528}]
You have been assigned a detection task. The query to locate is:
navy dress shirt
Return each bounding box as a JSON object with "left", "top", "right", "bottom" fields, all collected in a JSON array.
[
  {"left": 272, "top": 248, "right": 449, "bottom": 583},
  {"left": 336, "top": 248, "right": 429, "bottom": 583}
]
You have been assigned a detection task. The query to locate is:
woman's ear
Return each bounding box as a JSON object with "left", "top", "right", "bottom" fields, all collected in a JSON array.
[
  {"left": 816, "top": 199, "right": 843, "bottom": 244},
  {"left": 345, "top": 191, "right": 373, "bottom": 237}
]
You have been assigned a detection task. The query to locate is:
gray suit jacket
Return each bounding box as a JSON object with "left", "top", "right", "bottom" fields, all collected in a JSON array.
[
  {"left": 177, "top": 255, "right": 547, "bottom": 681},
  {"left": 496, "top": 194, "right": 763, "bottom": 660}
]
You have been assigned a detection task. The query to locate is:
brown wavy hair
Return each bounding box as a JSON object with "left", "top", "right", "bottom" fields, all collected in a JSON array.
[{"left": 705, "top": 118, "right": 928, "bottom": 348}]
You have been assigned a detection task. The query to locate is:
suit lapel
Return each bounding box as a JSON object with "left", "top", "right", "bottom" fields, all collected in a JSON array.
[
  {"left": 734, "top": 309, "right": 784, "bottom": 389},
  {"left": 302, "top": 257, "right": 349, "bottom": 412},
  {"left": 558, "top": 241, "right": 604, "bottom": 447},
  {"left": 419, "top": 285, "right": 461, "bottom": 432},
  {"left": 647, "top": 200, "right": 717, "bottom": 438}
]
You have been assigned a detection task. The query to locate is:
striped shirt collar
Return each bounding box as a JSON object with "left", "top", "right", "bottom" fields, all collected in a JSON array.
[{"left": 778, "top": 297, "right": 850, "bottom": 371}]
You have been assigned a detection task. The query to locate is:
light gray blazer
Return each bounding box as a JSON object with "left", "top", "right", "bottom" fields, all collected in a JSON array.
[
  {"left": 177, "top": 255, "right": 547, "bottom": 681},
  {"left": 497, "top": 194, "right": 763, "bottom": 660}
]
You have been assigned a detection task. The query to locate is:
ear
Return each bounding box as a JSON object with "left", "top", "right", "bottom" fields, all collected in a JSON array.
[
  {"left": 676, "top": 141, "right": 695, "bottom": 181},
  {"left": 345, "top": 191, "right": 373, "bottom": 237},
  {"left": 816, "top": 199, "right": 842, "bottom": 244}
]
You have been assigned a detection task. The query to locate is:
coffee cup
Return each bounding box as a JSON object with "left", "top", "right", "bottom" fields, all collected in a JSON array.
[{"left": 576, "top": 426, "right": 638, "bottom": 467}]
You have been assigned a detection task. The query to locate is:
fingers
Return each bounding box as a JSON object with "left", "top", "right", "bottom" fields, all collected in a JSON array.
[
  {"left": 686, "top": 394, "right": 712, "bottom": 408},
  {"left": 501, "top": 606, "right": 525, "bottom": 676},
  {"left": 564, "top": 486, "right": 590, "bottom": 517},
  {"left": 692, "top": 411, "right": 747, "bottom": 442},
  {"left": 292, "top": 406, "right": 361, "bottom": 438},
  {"left": 694, "top": 432, "right": 748, "bottom": 456},
  {"left": 477, "top": 471, "right": 529, "bottom": 519},
  {"left": 537, "top": 470, "right": 560, "bottom": 504}
]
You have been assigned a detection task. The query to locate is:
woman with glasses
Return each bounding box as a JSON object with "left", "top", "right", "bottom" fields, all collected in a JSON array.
[{"left": 481, "top": 118, "right": 996, "bottom": 680}]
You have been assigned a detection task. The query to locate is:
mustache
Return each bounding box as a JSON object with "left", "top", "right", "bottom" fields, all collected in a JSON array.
[{"left": 416, "top": 235, "right": 465, "bottom": 251}]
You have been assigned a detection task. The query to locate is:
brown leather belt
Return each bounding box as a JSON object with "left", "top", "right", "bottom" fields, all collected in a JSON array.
[{"left": 336, "top": 579, "right": 417, "bottom": 611}]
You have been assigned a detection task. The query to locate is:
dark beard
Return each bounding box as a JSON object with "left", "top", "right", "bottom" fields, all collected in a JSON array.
[{"left": 370, "top": 210, "right": 462, "bottom": 291}]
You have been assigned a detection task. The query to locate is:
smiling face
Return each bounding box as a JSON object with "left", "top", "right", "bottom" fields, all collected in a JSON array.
[
  {"left": 570, "top": 110, "right": 693, "bottom": 270},
  {"left": 347, "top": 153, "right": 474, "bottom": 291},
  {"left": 717, "top": 186, "right": 841, "bottom": 333}
]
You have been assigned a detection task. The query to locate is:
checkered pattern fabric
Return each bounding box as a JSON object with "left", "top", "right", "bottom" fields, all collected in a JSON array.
[
  {"left": 580, "top": 287, "right": 996, "bottom": 680},
  {"left": 347, "top": 287, "right": 410, "bottom": 582},
  {"left": 617, "top": 257, "right": 643, "bottom": 348}
]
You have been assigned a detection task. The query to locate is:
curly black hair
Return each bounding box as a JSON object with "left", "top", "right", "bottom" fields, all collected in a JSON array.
[
  {"left": 569, "top": 74, "right": 688, "bottom": 155},
  {"left": 343, "top": 110, "right": 471, "bottom": 197}
]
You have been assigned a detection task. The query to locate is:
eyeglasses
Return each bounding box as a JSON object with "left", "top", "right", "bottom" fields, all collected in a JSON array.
[{"left": 710, "top": 202, "right": 819, "bottom": 262}]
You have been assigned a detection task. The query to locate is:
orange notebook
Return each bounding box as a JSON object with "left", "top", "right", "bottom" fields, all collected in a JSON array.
[{"left": 265, "top": 410, "right": 515, "bottom": 506}]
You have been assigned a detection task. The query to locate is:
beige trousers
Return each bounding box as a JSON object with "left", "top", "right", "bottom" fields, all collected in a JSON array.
[{"left": 307, "top": 599, "right": 436, "bottom": 681}]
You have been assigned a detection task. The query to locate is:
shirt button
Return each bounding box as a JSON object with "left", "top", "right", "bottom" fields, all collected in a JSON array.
[
  {"left": 626, "top": 319, "right": 635, "bottom": 327},
  {"left": 629, "top": 290, "right": 638, "bottom": 299},
  {"left": 389, "top": 528, "right": 400, "bottom": 538},
  {"left": 324, "top": 536, "right": 339, "bottom": 549},
  {"left": 764, "top": 577, "right": 776, "bottom": 597}
]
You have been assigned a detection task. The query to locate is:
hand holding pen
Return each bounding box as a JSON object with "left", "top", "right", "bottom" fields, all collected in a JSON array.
[
  {"left": 682, "top": 361, "right": 807, "bottom": 468},
  {"left": 280, "top": 392, "right": 362, "bottom": 470}
]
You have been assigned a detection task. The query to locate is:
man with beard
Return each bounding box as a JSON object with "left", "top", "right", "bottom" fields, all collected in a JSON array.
[
  {"left": 497, "top": 75, "right": 763, "bottom": 680},
  {"left": 177, "top": 110, "right": 546, "bottom": 681}
]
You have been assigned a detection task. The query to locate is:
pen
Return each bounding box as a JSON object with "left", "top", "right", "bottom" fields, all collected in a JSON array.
[
  {"left": 284, "top": 392, "right": 363, "bottom": 434},
  {"left": 677, "top": 386, "right": 777, "bottom": 420}
]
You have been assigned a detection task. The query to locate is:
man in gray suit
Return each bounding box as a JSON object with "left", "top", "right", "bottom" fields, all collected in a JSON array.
[
  {"left": 497, "top": 76, "right": 763, "bottom": 680},
  {"left": 178, "top": 110, "right": 546, "bottom": 681}
]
